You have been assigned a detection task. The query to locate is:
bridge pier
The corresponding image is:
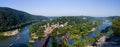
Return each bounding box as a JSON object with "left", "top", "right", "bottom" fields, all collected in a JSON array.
[{"left": 38, "top": 35, "right": 50, "bottom": 47}]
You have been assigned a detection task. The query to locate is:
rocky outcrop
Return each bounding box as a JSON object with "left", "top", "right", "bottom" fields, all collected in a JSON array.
[
  {"left": 102, "top": 36, "right": 120, "bottom": 47},
  {"left": 94, "top": 36, "right": 107, "bottom": 47},
  {"left": 94, "top": 36, "right": 120, "bottom": 47}
]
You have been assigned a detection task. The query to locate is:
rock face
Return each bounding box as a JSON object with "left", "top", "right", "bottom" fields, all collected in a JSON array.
[
  {"left": 102, "top": 36, "right": 120, "bottom": 47},
  {"left": 94, "top": 36, "right": 120, "bottom": 47},
  {"left": 95, "top": 36, "right": 107, "bottom": 47}
]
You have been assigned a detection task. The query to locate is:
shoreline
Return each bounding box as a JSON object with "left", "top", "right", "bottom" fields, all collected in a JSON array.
[{"left": 0, "top": 29, "right": 20, "bottom": 36}]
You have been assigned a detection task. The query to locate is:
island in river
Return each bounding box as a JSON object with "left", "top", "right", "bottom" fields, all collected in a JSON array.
[{"left": 0, "top": 7, "right": 120, "bottom": 47}]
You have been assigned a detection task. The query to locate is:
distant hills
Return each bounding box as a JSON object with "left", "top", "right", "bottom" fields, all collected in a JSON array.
[
  {"left": 0, "top": 7, "right": 119, "bottom": 32},
  {"left": 49, "top": 16, "right": 95, "bottom": 25},
  {"left": 0, "top": 7, "right": 48, "bottom": 32}
]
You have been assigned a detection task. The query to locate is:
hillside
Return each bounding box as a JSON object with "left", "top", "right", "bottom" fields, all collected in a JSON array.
[
  {"left": 0, "top": 7, "right": 48, "bottom": 32},
  {"left": 29, "top": 16, "right": 104, "bottom": 47},
  {"left": 50, "top": 16, "right": 95, "bottom": 25}
]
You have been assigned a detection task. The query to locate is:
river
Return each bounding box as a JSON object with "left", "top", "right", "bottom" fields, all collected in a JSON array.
[
  {"left": 0, "top": 26, "right": 30, "bottom": 47},
  {"left": 68, "top": 20, "right": 112, "bottom": 45},
  {"left": 33, "top": 20, "right": 112, "bottom": 47},
  {"left": 87, "top": 20, "right": 111, "bottom": 38},
  {"left": 0, "top": 20, "right": 111, "bottom": 47}
]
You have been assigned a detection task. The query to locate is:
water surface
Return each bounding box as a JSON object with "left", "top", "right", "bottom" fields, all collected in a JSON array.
[{"left": 0, "top": 26, "right": 30, "bottom": 47}]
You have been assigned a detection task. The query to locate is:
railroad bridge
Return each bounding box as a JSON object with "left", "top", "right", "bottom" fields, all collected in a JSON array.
[
  {"left": 61, "top": 32, "right": 69, "bottom": 43},
  {"left": 38, "top": 34, "right": 50, "bottom": 47},
  {"left": 38, "top": 32, "right": 69, "bottom": 47}
]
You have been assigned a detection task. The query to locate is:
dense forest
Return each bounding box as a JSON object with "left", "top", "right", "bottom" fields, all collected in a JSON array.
[
  {"left": 0, "top": 0, "right": 120, "bottom": 47},
  {"left": 112, "top": 17, "right": 120, "bottom": 36},
  {"left": 1, "top": 7, "right": 120, "bottom": 47},
  {"left": 29, "top": 16, "right": 96, "bottom": 36},
  {"left": 0, "top": 7, "right": 48, "bottom": 32},
  {"left": 29, "top": 16, "right": 120, "bottom": 47},
  {"left": 29, "top": 16, "right": 104, "bottom": 47},
  {"left": 50, "top": 16, "right": 95, "bottom": 24}
]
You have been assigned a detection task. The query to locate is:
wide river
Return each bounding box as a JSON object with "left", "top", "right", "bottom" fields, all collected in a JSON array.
[
  {"left": 0, "top": 20, "right": 111, "bottom": 47},
  {"left": 33, "top": 20, "right": 112, "bottom": 47},
  {"left": 0, "top": 26, "right": 30, "bottom": 47}
]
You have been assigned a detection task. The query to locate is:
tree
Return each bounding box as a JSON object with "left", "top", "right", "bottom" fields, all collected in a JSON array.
[{"left": 112, "top": 18, "right": 120, "bottom": 36}]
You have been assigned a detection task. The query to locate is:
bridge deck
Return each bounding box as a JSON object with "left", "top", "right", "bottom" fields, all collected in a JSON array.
[
  {"left": 62, "top": 33, "right": 69, "bottom": 43},
  {"left": 38, "top": 34, "right": 49, "bottom": 47}
]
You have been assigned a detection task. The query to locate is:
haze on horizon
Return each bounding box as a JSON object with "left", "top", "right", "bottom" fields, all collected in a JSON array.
[{"left": 0, "top": 0, "right": 120, "bottom": 17}]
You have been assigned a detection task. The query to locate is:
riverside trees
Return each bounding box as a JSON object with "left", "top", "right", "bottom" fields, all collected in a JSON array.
[
  {"left": 0, "top": 7, "right": 48, "bottom": 32},
  {"left": 29, "top": 16, "right": 103, "bottom": 47},
  {"left": 112, "top": 17, "right": 120, "bottom": 36}
]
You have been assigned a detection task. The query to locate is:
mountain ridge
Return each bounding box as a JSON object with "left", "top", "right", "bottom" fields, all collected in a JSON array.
[{"left": 0, "top": 7, "right": 48, "bottom": 32}]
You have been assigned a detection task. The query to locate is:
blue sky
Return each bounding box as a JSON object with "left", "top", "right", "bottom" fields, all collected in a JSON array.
[{"left": 0, "top": 0, "right": 120, "bottom": 17}]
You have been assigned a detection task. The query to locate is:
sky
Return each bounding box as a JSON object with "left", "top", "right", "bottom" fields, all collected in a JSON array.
[{"left": 0, "top": 0, "right": 120, "bottom": 17}]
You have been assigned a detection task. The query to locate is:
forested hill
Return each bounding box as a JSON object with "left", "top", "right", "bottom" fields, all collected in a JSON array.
[
  {"left": 106, "top": 16, "right": 120, "bottom": 20},
  {"left": 0, "top": 7, "right": 48, "bottom": 32},
  {"left": 50, "top": 16, "right": 95, "bottom": 25},
  {"left": 111, "top": 16, "right": 120, "bottom": 36}
]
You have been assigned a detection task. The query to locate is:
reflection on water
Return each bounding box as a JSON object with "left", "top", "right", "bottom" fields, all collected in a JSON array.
[
  {"left": 0, "top": 20, "right": 111, "bottom": 47},
  {"left": 87, "top": 20, "right": 111, "bottom": 38},
  {"left": 33, "top": 20, "right": 112, "bottom": 47},
  {"left": 0, "top": 26, "right": 30, "bottom": 47}
]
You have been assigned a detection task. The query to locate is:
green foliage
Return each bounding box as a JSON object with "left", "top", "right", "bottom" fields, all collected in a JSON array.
[
  {"left": 62, "top": 43, "right": 70, "bottom": 47},
  {"left": 59, "top": 41, "right": 70, "bottom": 47},
  {"left": 112, "top": 17, "right": 120, "bottom": 36},
  {"left": 51, "top": 16, "right": 94, "bottom": 25},
  {"left": 28, "top": 44, "right": 32, "bottom": 47},
  {"left": 73, "top": 40, "right": 82, "bottom": 47},
  {"left": 29, "top": 22, "right": 45, "bottom": 37},
  {"left": 36, "top": 29, "right": 44, "bottom": 37},
  {"left": 0, "top": 7, "right": 48, "bottom": 32},
  {"left": 29, "top": 16, "right": 103, "bottom": 47},
  {"left": 50, "top": 23, "right": 97, "bottom": 46},
  {"left": 51, "top": 28, "right": 58, "bottom": 36},
  {"left": 50, "top": 37, "right": 60, "bottom": 47}
]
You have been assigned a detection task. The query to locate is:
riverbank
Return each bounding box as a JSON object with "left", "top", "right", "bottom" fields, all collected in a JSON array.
[
  {"left": 0, "top": 29, "right": 20, "bottom": 41},
  {"left": 0, "top": 29, "right": 20, "bottom": 36},
  {"left": 0, "top": 26, "right": 30, "bottom": 47},
  {"left": 0, "top": 35, "right": 10, "bottom": 41}
]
